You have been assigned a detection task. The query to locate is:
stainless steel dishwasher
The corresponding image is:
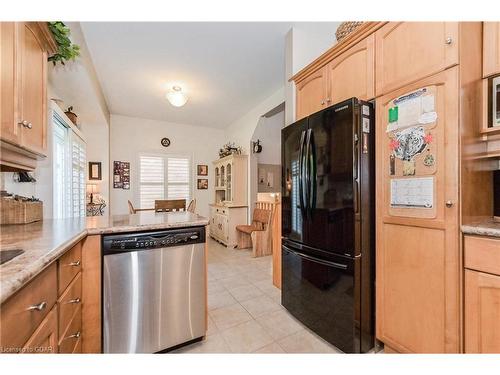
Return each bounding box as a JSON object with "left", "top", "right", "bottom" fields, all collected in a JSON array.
[{"left": 102, "top": 226, "right": 206, "bottom": 353}]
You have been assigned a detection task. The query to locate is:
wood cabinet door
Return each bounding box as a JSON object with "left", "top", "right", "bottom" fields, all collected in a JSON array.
[
  {"left": 483, "top": 22, "right": 500, "bottom": 78},
  {"left": 375, "top": 68, "right": 460, "bottom": 353},
  {"left": 1, "top": 22, "right": 20, "bottom": 145},
  {"left": 22, "top": 306, "right": 58, "bottom": 354},
  {"left": 465, "top": 269, "right": 500, "bottom": 353},
  {"left": 19, "top": 22, "right": 47, "bottom": 156},
  {"left": 375, "top": 22, "right": 459, "bottom": 96},
  {"left": 326, "top": 34, "right": 375, "bottom": 104},
  {"left": 296, "top": 66, "right": 327, "bottom": 120}
]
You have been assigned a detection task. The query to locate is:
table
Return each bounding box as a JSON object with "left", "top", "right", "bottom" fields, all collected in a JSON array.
[{"left": 86, "top": 202, "right": 106, "bottom": 216}]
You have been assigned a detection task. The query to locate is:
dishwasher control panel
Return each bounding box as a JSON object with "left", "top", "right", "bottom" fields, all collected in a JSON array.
[{"left": 102, "top": 226, "right": 205, "bottom": 255}]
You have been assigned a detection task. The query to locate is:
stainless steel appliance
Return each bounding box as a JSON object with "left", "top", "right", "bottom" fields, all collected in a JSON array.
[
  {"left": 102, "top": 227, "right": 206, "bottom": 353},
  {"left": 281, "top": 98, "right": 375, "bottom": 353}
]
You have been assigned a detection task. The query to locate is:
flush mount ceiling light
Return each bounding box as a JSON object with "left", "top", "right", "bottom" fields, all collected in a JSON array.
[{"left": 166, "top": 85, "right": 188, "bottom": 107}]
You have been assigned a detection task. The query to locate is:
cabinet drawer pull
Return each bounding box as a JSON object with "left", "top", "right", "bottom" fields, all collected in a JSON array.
[
  {"left": 18, "top": 120, "right": 32, "bottom": 129},
  {"left": 66, "top": 331, "right": 81, "bottom": 339},
  {"left": 68, "top": 298, "right": 81, "bottom": 304},
  {"left": 445, "top": 37, "right": 453, "bottom": 45},
  {"left": 68, "top": 260, "right": 81, "bottom": 267},
  {"left": 27, "top": 301, "right": 47, "bottom": 311}
]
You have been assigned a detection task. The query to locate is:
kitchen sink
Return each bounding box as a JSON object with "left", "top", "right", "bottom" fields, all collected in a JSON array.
[{"left": 0, "top": 249, "right": 24, "bottom": 265}]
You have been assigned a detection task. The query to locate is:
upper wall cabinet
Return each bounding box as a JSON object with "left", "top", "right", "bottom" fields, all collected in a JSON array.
[
  {"left": 326, "top": 34, "right": 375, "bottom": 105},
  {"left": 0, "top": 22, "right": 55, "bottom": 170},
  {"left": 295, "top": 34, "right": 375, "bottom": 120},
  {"left": 1, "top": 23, "right": 19, "bottom": 145},
  {"left": 483, "top": 22, "right": 500, "bottom": 78},
  {"left": 296, "top": 66, "right": 328, "bottom": 120},
  {"left": 375, "top": 22, "right": 459, "bottom": 96}
]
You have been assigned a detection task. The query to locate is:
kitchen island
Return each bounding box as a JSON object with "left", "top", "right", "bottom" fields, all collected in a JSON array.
[{"left": 0, "top": 211, "right": 209, "bottom": 353}]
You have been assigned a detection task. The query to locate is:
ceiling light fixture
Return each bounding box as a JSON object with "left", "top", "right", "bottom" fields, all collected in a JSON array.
[{"left": 166, "top": 85, "right": 188, "bottom": 107}]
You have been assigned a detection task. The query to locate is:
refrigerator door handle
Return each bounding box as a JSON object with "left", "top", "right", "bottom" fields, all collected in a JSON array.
[
  {"left": 305, "top": 129, "right": 312, "bottom": 216},
  {"left": 298, "top": 130, "right": 307, "bottom": 217},
  {"left": 309, "top": 129, "right": 317, "bottom": 212},
  {"left": 282, "top": 244, "right": 349, "bottom": 270}
]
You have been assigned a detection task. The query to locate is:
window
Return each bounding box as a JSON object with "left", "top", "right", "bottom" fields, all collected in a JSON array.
[
  {"left": 53, "top": 111, "right": 86, "bottom": 218},
  {"left": 139, "top": 155, "right": 191, "bottom": 209},
  {"left": 71, "top": 135, "right": 86, "bottom": 217}
]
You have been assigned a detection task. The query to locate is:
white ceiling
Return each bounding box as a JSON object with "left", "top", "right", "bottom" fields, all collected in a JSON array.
[{"left": 80, "top": 22, "right": 338, "bottom": 129}]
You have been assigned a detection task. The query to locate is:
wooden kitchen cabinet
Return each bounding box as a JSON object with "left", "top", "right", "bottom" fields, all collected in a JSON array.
[
  {"left": 326, "top": 33, "right": 375, "bottom": 104},
  {"left": 375, "top": 68, "right": 461, "bottom": 353},
  {"left": 0, "top": 235, "right": 101, "bottom": 354},
  {"left": 464, "top": 235, "right": 500, "bottom": 353},
  {"left": 22, "top": 306, "right": 58, "bottom": 354},
  {"left": 296, "top": 66, "right": 328, "bottom": 120},
  {"left": 483, "top": 22, "right": 500, "bottom": 78},
  {"left": 19, "top": 22, "right": 49, "bottom": 155},
  {"left": 0, "top": 22, "right": 55, "bottom": 170},
  {"left": 0, "top": 262, "right": 57, "bottom": 350},
  {"left": 375, "top": 22, "right": 459, "bottom": 96},
  {"left": 465, "top": 269, "right": 500, "bottom": 353},
  {"left": 295, "top": 35, "right": 375, "bottom": 120},
  {"left": 1, "top": 23, "right": 20, "bottom": 145}
]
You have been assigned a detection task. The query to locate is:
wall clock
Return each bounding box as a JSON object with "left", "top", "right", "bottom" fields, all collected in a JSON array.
[{"left": 161, "top": 137, "right": 171, "bottom": 147}]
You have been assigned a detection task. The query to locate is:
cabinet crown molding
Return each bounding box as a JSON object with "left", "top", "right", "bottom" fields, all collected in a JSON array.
[{"left": 291, "top": 22, "right": 385, "bottom": 84}]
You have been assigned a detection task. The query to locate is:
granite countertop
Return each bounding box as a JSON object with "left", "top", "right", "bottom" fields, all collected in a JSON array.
[
  {"left": 461, "top": 216, "right": 500, "bottom": 238},
  {"left": 0, "top": 211, "right": 208, "bottom": 304}
]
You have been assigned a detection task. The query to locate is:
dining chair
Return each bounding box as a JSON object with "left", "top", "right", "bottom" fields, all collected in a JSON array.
[
  {"left": 154, "top": 199, "right": 186, "bottom": 212},
  {"left": 235, "top": 205, "right": 273, "bottom": 257},
  {"left": 128, "top": 200, "right": 155, "bottom": 214},
  {"left": 187, "top": 199, "right": 196, "bottom": 213}
]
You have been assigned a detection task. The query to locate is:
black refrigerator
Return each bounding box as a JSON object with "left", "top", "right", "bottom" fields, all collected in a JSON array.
[{"left": 281, "top": 98, "right": 375, "bottom": 353}]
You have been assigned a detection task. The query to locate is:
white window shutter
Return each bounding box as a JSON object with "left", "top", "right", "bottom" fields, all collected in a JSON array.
[{"left": 140, "top": 156, "right": 165, "bottom": 208}]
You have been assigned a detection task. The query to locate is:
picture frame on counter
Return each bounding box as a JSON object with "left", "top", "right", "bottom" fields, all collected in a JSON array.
[{"left": 88, "top": 162, "right": 102, "bottom": 180}]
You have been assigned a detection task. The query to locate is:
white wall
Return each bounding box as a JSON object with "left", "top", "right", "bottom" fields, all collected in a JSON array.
[
  {"left": 84, "top": 121, "right": 110, "bottom": 210},
  {"left": 225, "top": 87, "right": 285, "bottom": 222},
  {"left": 109, "top": 114, "right": 224, "bottom": 217},
  {"left": 248, "top": 109, "right": 284, "bottom": 210},
  {"left": 251, "top": 110, "right": 284, "bottom": 165}
]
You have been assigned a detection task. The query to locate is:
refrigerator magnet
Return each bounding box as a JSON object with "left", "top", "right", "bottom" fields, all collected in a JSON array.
[{"left": 362, "top": 117, "right": 370, "bottom": 133}]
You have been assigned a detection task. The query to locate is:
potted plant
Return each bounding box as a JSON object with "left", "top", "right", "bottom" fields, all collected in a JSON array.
[{"left": 47, "top": 22, "right": 80, "bottom": 65}]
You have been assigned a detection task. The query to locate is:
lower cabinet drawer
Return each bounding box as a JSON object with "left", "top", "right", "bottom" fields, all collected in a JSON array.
[
  {"left": 58, "top": 242, "right": 82, "bottom": 295},
  {"left": 58, "top": 272, "right": 82, "bottom": 340},
  {"left": 0, "top": 263, "right": 57, "bottom": 350},
  {"left": 58, "top": 305, "right": 82, "bottom": 353},
  {"left": 464, "top": 235, "right": 500, "bottom": 275},
  {"left": 22, "top": 306, "right": 58, "bottom": 354}
]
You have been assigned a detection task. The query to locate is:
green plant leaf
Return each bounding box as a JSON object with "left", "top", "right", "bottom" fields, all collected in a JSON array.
[{"left": 47, "top": 21, "right": 80, "bottom": 65}]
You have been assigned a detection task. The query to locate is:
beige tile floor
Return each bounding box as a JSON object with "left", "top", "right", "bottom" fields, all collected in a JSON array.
[{"left": 172, "top": 239, "right": 341, "bottom": 354}]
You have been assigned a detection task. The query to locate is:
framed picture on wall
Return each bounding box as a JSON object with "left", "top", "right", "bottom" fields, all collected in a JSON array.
[
  {"left": 197, "top": 164, "right": 208, "bottom": 176},
  {"left": 197, "top": 178, "right": 208, "bottom": 189},
  {"left": 89, "top": 162, "right": 102, "bottom": 180},
  {"left": 113, "top": 161, "right": 130, "bottom": 189}
]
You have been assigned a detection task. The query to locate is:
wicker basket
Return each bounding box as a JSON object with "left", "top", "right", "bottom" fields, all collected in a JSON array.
[
  {"left": 336, "top": 22, "right": 364, "bottom": 42},
  {"left": 0, "top": 197, "right": 43, "bottom": 225}
]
